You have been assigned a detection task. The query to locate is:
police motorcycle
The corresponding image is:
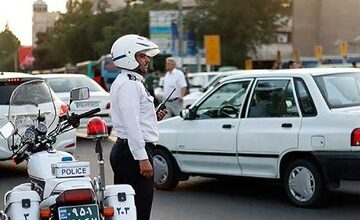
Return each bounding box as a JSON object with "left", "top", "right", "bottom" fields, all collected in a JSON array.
[{"left": 0, "top": 80, "right": 136, "bottom": 220}]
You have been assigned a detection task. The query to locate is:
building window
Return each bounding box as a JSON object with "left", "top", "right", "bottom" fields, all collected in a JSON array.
[{"left": 277, "top": 32, "right": 290, "bottom": 44}]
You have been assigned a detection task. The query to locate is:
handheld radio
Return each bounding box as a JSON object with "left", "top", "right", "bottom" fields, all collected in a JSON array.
[{"left": 155, "top": 88, "right": 176, "bottom": 113}]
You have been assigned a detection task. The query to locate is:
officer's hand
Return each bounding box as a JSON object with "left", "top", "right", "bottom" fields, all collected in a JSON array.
[
  {"left": 139, "top": 159, "right": 153, "bottom": 179},
  {"left": 157, "top": 109, "right": 168, "bottom": 121}
]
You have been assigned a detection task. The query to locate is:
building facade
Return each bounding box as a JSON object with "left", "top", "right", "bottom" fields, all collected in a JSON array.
[
  {"left": 32, "top": 0, "right": 59, "bottom": 46},
  {"left": 293, "top": 0, "right": 360, "bottom": 57}
]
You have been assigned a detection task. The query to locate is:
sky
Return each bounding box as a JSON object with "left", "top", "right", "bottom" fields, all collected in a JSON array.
[{"left": 0, "top": 0, "right": 67, "bottom": 46}]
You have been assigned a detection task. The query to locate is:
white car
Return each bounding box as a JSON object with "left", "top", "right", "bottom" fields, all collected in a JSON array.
[
  {"left": 39, "top": 74, "right": 112, "bottom": 134},
  {"left": 154, "top": 68, "right": 360, "bottom": 207},
  {"left": 183, "top": 70, "right": 269, "bottom": 108},
  {"left": 0, "top": 72, "right": 76, "bottom": 159}
]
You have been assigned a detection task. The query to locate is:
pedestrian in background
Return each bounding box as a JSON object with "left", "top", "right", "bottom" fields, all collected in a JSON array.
[
  {"left": 287, "top": 60, "right": 303, "bottom": 69},
  {"left": 182, "top": 67, "right": 191, "bottom": 95},
  {"left": 109, "top": 34, "right": 167, "bottom": 220},
  {"left": 163, "top": 57, "right": 187, "bottom": 118},
  {"left": 93, "top": 67, "right": 108, "bottom": 91},
  {"left": 145, "top": 70, "right": 159, "bottom": 106}
]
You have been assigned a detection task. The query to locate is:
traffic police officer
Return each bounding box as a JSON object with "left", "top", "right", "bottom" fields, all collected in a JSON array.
[{"left": 109, "top": 34, "right": 167, "bottom": 220}]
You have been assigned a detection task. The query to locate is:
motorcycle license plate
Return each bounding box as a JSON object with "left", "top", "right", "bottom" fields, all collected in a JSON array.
[{"left": 58, "top": 204, "right": 99, "bottom": 220}]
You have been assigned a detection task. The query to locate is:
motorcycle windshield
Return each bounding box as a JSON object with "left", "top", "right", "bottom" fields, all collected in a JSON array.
[{"left": 8, "top": 80, "right": 57, "bottom": 145}]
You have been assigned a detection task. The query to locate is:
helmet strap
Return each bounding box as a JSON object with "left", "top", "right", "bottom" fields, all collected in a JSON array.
[{"left": 134, "top": 66, "right": 146, "bottom": 76}]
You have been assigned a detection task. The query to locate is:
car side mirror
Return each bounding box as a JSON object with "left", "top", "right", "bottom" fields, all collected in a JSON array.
[
  {"left": 0, "top": 121, "right": 15, "bottom": 140},
  {"left": 70, "top": 87, "right": 90, "bottom": 101},
  {"left": 180, "top": 108, "right": 195, "bottom": 120}
]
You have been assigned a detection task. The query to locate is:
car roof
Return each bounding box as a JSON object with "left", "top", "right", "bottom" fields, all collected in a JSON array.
[
  {"left": 188, "top": 72, "right": 219, "bottom": 77},
  {"left": 221, "top": 68, "right": 360, "bottom": 82},
  {"left": 36, "top": 74, "right": 88, "bottom": 78},
  {"left": 0, "top": 72, "right": 39, "bottom": 79}
]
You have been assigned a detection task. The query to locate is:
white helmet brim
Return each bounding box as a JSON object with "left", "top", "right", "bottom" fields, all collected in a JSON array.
[{"left": 142, "top": 48, "right": 160, "bottom": 57}]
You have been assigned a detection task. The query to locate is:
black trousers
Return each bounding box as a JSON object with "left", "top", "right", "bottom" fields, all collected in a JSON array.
[{"left": 110, "top": 141, "right": 154, "bottom": 220}]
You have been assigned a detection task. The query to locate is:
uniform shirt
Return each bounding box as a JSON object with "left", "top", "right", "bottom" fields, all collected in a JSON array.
[
  {"left": 163, "top": 68, "right": 187, "bottom": 100},
  {"left": 110, "top": 69, "right": 158, "bottom": 160}
]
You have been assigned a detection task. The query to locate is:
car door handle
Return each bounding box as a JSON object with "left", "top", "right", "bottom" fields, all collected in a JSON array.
[
  {"left": 222, "top": 124, "right": 232, "bottom": 129},
  {"left": 281, "top": 123, "right": 292, "bottom": 128}
]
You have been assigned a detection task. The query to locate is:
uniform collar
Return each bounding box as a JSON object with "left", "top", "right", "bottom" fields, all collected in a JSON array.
[{"left": 122, "top": 69, "right": 144, "bottom": 82}]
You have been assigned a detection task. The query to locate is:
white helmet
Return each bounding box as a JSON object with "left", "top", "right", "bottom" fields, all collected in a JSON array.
[{"left": 111, "top": 34, "right": 160, "bottom": 70}]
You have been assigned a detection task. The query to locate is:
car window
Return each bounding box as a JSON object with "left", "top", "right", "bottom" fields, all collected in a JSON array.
[
  {"left": 45, "top": 76, "right": 103, "bottom": 93},
  {"left": 294, "top": 78, "right": 317, "bottom": 116},
  {"left": 314, "top": 72, "right": 360, "bottom": 108},
  {"left": 0, "top": 79, "right": 38, "bottom": 105},
  {"left": 0, "top": 83, "right": 19, "bottom": 105},
  {"left": 247, "top": 79, "right": 299, "bottom": 118},
  {"left": 195, "top": 80, "right": 251, "bottom": 119}
]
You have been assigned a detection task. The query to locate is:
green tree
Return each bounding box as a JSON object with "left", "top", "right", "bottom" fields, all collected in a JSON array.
[
  {"left": 185, "top": 0, "right": 283, "bottom": 68},
  {"left": 94, "top": 0, "right": 176, "bottom": 56},
  {"left": 34, "top": 0, "right": 116, "bottom": 69},
  {"left": 0, "top": 25, "right": 20, "bottom": 71},
  {"left": 33, "top": 0, "right": 175, "bottom": 70}
]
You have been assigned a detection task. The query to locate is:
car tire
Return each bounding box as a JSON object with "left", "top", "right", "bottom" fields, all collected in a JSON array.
[
  {"left": 153, "top": 148, "right": 179, "bottom": 190},
  {"left": 284, "top": 159, "right": 326, "bottom": 207}
]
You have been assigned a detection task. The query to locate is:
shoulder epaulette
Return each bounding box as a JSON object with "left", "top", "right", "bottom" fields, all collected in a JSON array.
[{"left": 127, "top": 74, "right": 137, "bottom": 81}]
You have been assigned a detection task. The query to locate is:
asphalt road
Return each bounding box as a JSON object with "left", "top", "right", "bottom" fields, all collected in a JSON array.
[{"left": 1, "top": 137, "right": 360, "bottom": 220}]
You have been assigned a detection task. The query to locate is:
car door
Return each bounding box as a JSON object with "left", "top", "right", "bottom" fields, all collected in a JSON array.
[
  {"left": 237, "top": 78, "right": 302, "bottom": 177},
  {"left": 176, "top": 79, "right": 252, "bottom": 175}
]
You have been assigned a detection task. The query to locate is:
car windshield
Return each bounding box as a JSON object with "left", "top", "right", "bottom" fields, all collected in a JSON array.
[
  {"left": 203, "top": 75, "right": 229, "bottom": 92},
  {"left": 45, "top": 76, "right": 103, "bottom": 93},
  {"left": 314, "top": 72, "right": 360, "bottom": 108}
]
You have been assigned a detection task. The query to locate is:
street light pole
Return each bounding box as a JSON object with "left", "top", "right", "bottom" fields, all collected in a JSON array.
[{"left": 178, "top": 0, "right": 183, "bottom": 67}]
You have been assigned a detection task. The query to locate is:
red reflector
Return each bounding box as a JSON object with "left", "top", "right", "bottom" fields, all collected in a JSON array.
[
  {"left": 65, "top": 143, "right": 75, "bottom": 148},
  {"left": 102, "top": 206, "right": 114, "bottom": 217},
  {"left": 59, "top": 104, "right": 69, "bottom": 117},
  {"left": 351, "top": 128, "right": 360, "bottom": 146},
  {"left": 106, "top": 103, "right": 111, "bottom": 109},
  {"left": 40, "top": 207, "right": 51, "bottom": 219},
  {"left": 56, "top": 189, "right": 94, "bottom": 204}
]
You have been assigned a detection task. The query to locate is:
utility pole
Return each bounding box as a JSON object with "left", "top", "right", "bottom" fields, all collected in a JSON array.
[
  {"left": 178, "top": 0, "right": 183, "bottom": 67},
  {"left": 14, "top": 49, "right": 17, "bottom": 72}
]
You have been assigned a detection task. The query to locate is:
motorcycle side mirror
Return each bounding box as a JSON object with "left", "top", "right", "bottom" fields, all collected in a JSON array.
[
  {"left": 70, "top": 87, "right": 90, "bottom": 101},
  {"left": 69, "top": 87, "right": 90, "bottom": 109},
  {"left": 0, "top": 121, "right": 15, "bottom": 140}
]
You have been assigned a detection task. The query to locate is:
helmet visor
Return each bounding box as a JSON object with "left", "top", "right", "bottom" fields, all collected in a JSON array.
[{"left": 142, "top": 48, "right": 160, "bottom": 57}]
